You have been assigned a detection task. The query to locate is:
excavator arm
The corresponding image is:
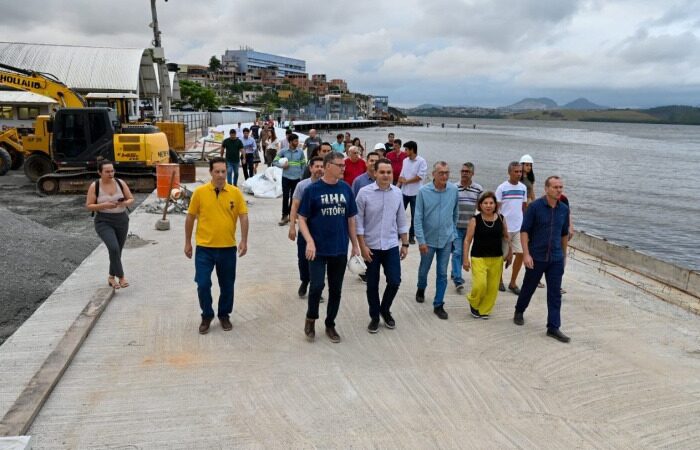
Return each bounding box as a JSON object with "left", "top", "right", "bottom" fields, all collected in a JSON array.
[{"left": 0, "top": 63, "right": 86, "bottom": 108}]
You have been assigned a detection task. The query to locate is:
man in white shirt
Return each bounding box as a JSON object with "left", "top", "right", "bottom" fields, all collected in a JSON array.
[
  {"left": 495, "top": 161, "right": 527, "bottom": 294},
  {"left": 398, "top": 141, "right": 428, "bottom": 245}
]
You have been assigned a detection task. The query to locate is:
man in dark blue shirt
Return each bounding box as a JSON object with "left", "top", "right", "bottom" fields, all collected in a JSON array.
[
  {"left": 298, "top": 151, "right": 360, "bottom": 343},
  {"left": 513, "top": 176, "right": 571, "bottom": 343}
]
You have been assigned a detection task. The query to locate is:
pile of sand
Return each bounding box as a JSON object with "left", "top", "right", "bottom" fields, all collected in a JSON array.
[{"left": 0, "top": 207, "right": 99, "bottom": 344}]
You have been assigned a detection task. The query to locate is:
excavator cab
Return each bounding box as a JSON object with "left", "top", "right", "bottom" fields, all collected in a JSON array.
[{"left": 51, "top": 108, "right": 115, "bottom": 166}]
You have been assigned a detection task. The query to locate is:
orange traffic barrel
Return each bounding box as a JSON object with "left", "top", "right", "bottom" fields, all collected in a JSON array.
[{"left": 156, "top": 163, "right": 180, "bottom": 198}]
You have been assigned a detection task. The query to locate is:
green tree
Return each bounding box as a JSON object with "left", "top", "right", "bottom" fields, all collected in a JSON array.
[
  {"left": 208, "top": 55, "right": 221, "bottom": 72},
  {"left": 279, "top": 88, "right": 312, "bottom": 111},
  {"left": 178, "top": 80, "right": 220, "bottom": 110}
]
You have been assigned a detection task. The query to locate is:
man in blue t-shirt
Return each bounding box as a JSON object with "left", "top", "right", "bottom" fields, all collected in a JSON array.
[
  {"left": 298, "top": 151, "right": 360, "bottom": 344},
  {"left": 513, "top": 176, "right": 571, "bottom": 343}
]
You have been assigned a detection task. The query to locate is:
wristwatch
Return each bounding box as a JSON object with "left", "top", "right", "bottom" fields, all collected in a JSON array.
[{"left": 401, "top": 243, "right": 410, "bottom": 248}]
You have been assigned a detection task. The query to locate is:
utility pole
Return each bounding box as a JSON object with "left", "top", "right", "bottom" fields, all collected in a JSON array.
[{"left": 150, "top": 0, "right": 171, "bottom": 121}]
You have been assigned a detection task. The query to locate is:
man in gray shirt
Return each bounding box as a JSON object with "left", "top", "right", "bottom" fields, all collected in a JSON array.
[
  {"left": 451, "top": 162, "right": 483, "bottom": 292},
  {"left": 288, "top": 156, "right": 324, "bottom": 297},
  {"left": 303, "top": 128, "right": 322, "bottom": 156},
  {"left": 356, "top": 158, "right": 409, "bottom": 333}
]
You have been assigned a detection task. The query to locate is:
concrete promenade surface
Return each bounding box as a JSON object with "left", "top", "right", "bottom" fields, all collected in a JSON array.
[{"left": 2, "top": 170, "right": 700, "bottom": 449}]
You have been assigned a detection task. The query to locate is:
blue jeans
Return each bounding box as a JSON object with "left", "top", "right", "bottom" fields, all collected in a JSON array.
[
  {"left": 365, "top": 246, "right": 402, "bottom": 319},
  {"left": 226, "top": 161, "right": 240, "bottom": 186},
  {"left": 515, "top": 259, "right": 565, "bottom": 330},
  {"left": 297, "top": 233, "right": 310, "bottom": 283},
  {"left": 194, "top": 246, "right": 237, "bottom": 319},
  {"left": 307, "top": 255, "right": 347, "bottom": 328},
  {"left": 417, "top": 240, "right": 453, "bottom": 307},
  {"left": 403, "top": 195, "right": 416, "bottom": 240},
  {"left": 450, "top": 227, "right": 467, "bottom": 285}
]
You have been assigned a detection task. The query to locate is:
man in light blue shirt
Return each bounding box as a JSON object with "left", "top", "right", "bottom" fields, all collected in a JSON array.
[
  {"left": 240, "top": 128, "right": 257, "bottom": 180},
  {"left": 331, "top": 133, "right": 346, "bottom": 153},
  {"left": 274, "top": 133, "right": 306, "bottom": 225},
  {"left": 414, "top": 161, "right": 459, "bottom": 320},
  {"left": 356, "top": 158, "right": 409, "bottom": 333}
]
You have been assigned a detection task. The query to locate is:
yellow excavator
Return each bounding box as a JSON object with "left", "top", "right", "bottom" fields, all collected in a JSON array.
[{"left": 0, "top": 62, "right": 176, "bottom": 194}]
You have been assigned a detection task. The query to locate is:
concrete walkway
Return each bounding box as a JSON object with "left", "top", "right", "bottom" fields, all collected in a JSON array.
[{"left": 2, "top": 169, "right": 700, "bottom": 449}]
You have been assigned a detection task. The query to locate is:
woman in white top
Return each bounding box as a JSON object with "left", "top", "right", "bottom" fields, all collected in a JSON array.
[
  {"left": 264, "top": 127, "right": 280, "bottom": 167},
  {"left": 85, "top": 160, "right": 135, "bottom": 289}
]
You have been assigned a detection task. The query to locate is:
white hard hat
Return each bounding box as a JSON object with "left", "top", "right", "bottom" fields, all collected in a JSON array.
[
  {"left": 277, "top": 157, "right": 289, "bottom": 166},
  {"left": 519, "top": 154, "right": 534, "bottom": 164},
  {"left": 374, "top": 142, "right": 385, "bottom": 150},
  {"left": 347, "top": 255, "right": 367, "bottom": 275}
]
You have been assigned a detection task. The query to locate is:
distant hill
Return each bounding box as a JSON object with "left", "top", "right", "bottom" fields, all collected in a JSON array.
[
  {"left": 562, "top": 98, "right": 605, "bottom": 110},
  {"left": 415, "top": 103, "right": 443, "bottom": 109},
  {"left": 509, "top": 105, "right": 700, "bottom": 125},
  {"left": 506, "top": 97, "right": 558, "bottom": 111},
  {"left": 644, "top": 105, "right": 700, "bottom": 124}
]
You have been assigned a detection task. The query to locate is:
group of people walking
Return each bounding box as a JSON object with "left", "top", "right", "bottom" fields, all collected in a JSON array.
[{"left": 88, "top": 126, "right": 572, "bottom": 346}]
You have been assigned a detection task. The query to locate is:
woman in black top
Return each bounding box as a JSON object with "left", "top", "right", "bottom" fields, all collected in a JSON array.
[{"left": 463, "top": 192, "right": 513, "bottom": 318}]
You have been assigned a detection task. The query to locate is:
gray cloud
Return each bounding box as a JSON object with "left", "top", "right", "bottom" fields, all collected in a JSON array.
[
  {"left": 614, "top": 30, "right": 700, "bottom": 64},
  {"left": 1, "top": 0, "right": 698, "bottom": 107},
  {"left": 419, "top": 0, "right": 583, "bottom": 50}
]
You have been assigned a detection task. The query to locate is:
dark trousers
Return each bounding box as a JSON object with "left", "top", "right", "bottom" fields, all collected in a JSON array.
[
  {"left": 281, "top": 177, "right": 299, "bottom": 217},
  {"left": 297, "top": 233, "right": 310, "bottom": 283},
  {"left": 515, "top": 259, "right": 565, "bottom": 330},
  {"left": 307, "top": 255, "right": 347, "bottom": 328},
  {"left": 94, "top": 212, "right": 129, "bottom": 278},
  {"left": 403, "top": 194, "right": 417, "bottom": 239},
  {"left": 242, "top": 155, "right": 255, "bottom": 179},
  {"left": 366, "top": 246, "right": 402, "bottom": 319},
  {"left": 194, "top": 246, "right": 237, "bottom": 319}
]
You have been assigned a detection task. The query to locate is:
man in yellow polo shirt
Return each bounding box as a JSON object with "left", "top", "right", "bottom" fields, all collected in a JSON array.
[{"left": 185, "top": 156, "right": 249, "bottom": 334}]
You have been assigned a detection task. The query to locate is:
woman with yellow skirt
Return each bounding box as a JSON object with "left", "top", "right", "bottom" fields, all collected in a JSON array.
[{"left": 462, "top": 192, "right": 513, "bottom": 319}]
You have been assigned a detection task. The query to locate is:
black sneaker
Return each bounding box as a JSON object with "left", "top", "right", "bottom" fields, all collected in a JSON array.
[
  {"left": 409, "top": 237, "right": 416, "bottom": 245},
  {"left": 499, "top": 281, "right": 506, "bottom": 292},
  {"left": 513, "top": 311, "right": 524, "bottom": 326},
  {"left": 480, "top": 314, "right": 490, "bottom": 320},
  {"left": 470, "top": 306, "right": 481, "bottom": 318},
  {"left": 508, "top": 285, "right": 521, "bottom": 295},
  {"left": 546, "top": 328, "right": 571, "bottom": 343},
  {"left": 367, "top": 318, "right": 379, "bottom": 333},
  {"left": 381, "top": 312, "right": 396, "bottom": 329},
  {"left": 415, "top": 288, "right": 425, "bottom": 303},
  {"left": 456, "top": 283, "right": 465, "bottom": 293},
  {"left": 298, "top": 281, "right": 309, "bottom": 298},
  {"left": 433, "top": 305, "right": 448, "bottom": 320}
]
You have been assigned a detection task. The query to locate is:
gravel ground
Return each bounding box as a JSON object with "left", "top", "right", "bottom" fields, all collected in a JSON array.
[{"left": 0, "top": 171, "right": 147, "bottom": 345}]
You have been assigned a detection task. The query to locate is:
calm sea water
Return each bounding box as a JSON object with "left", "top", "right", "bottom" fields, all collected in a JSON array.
[{"left": 320, "top": 117, "right": 700, "bottom": 270}]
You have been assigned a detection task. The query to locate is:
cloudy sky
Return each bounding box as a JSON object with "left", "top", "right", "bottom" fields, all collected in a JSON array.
[{"left": 2, "top": 0, "right": 699, "bottom": 108}]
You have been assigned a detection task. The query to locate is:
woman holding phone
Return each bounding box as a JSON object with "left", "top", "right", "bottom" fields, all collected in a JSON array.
[
  {"left": 462, "top": 192, "right": 513, "bottom": 319},
  {"left": 85, "top": 160, "right": 134, "bottom": 289}
]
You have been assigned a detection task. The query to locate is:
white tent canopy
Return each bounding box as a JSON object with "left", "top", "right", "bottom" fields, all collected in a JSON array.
[{"left": 0, "top": 42, "right": 160, "bottom": 97}]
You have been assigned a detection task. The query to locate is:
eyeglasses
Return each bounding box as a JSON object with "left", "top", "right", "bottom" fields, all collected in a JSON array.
[{"left": 330, "top": 162, "right": 346, "bottom": 169}]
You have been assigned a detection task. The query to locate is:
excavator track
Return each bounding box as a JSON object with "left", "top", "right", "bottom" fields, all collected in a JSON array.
[{"left": 36, "top": 170, "right": 156, "bottom": 195}]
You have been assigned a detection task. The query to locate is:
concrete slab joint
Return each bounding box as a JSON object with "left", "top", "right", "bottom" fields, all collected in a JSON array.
[
  {"left": 0, "top": 288, "right": 114, "bottom": 437},
  {"left": 0, "top": 436, "right": 32, "bottom": 450}
]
